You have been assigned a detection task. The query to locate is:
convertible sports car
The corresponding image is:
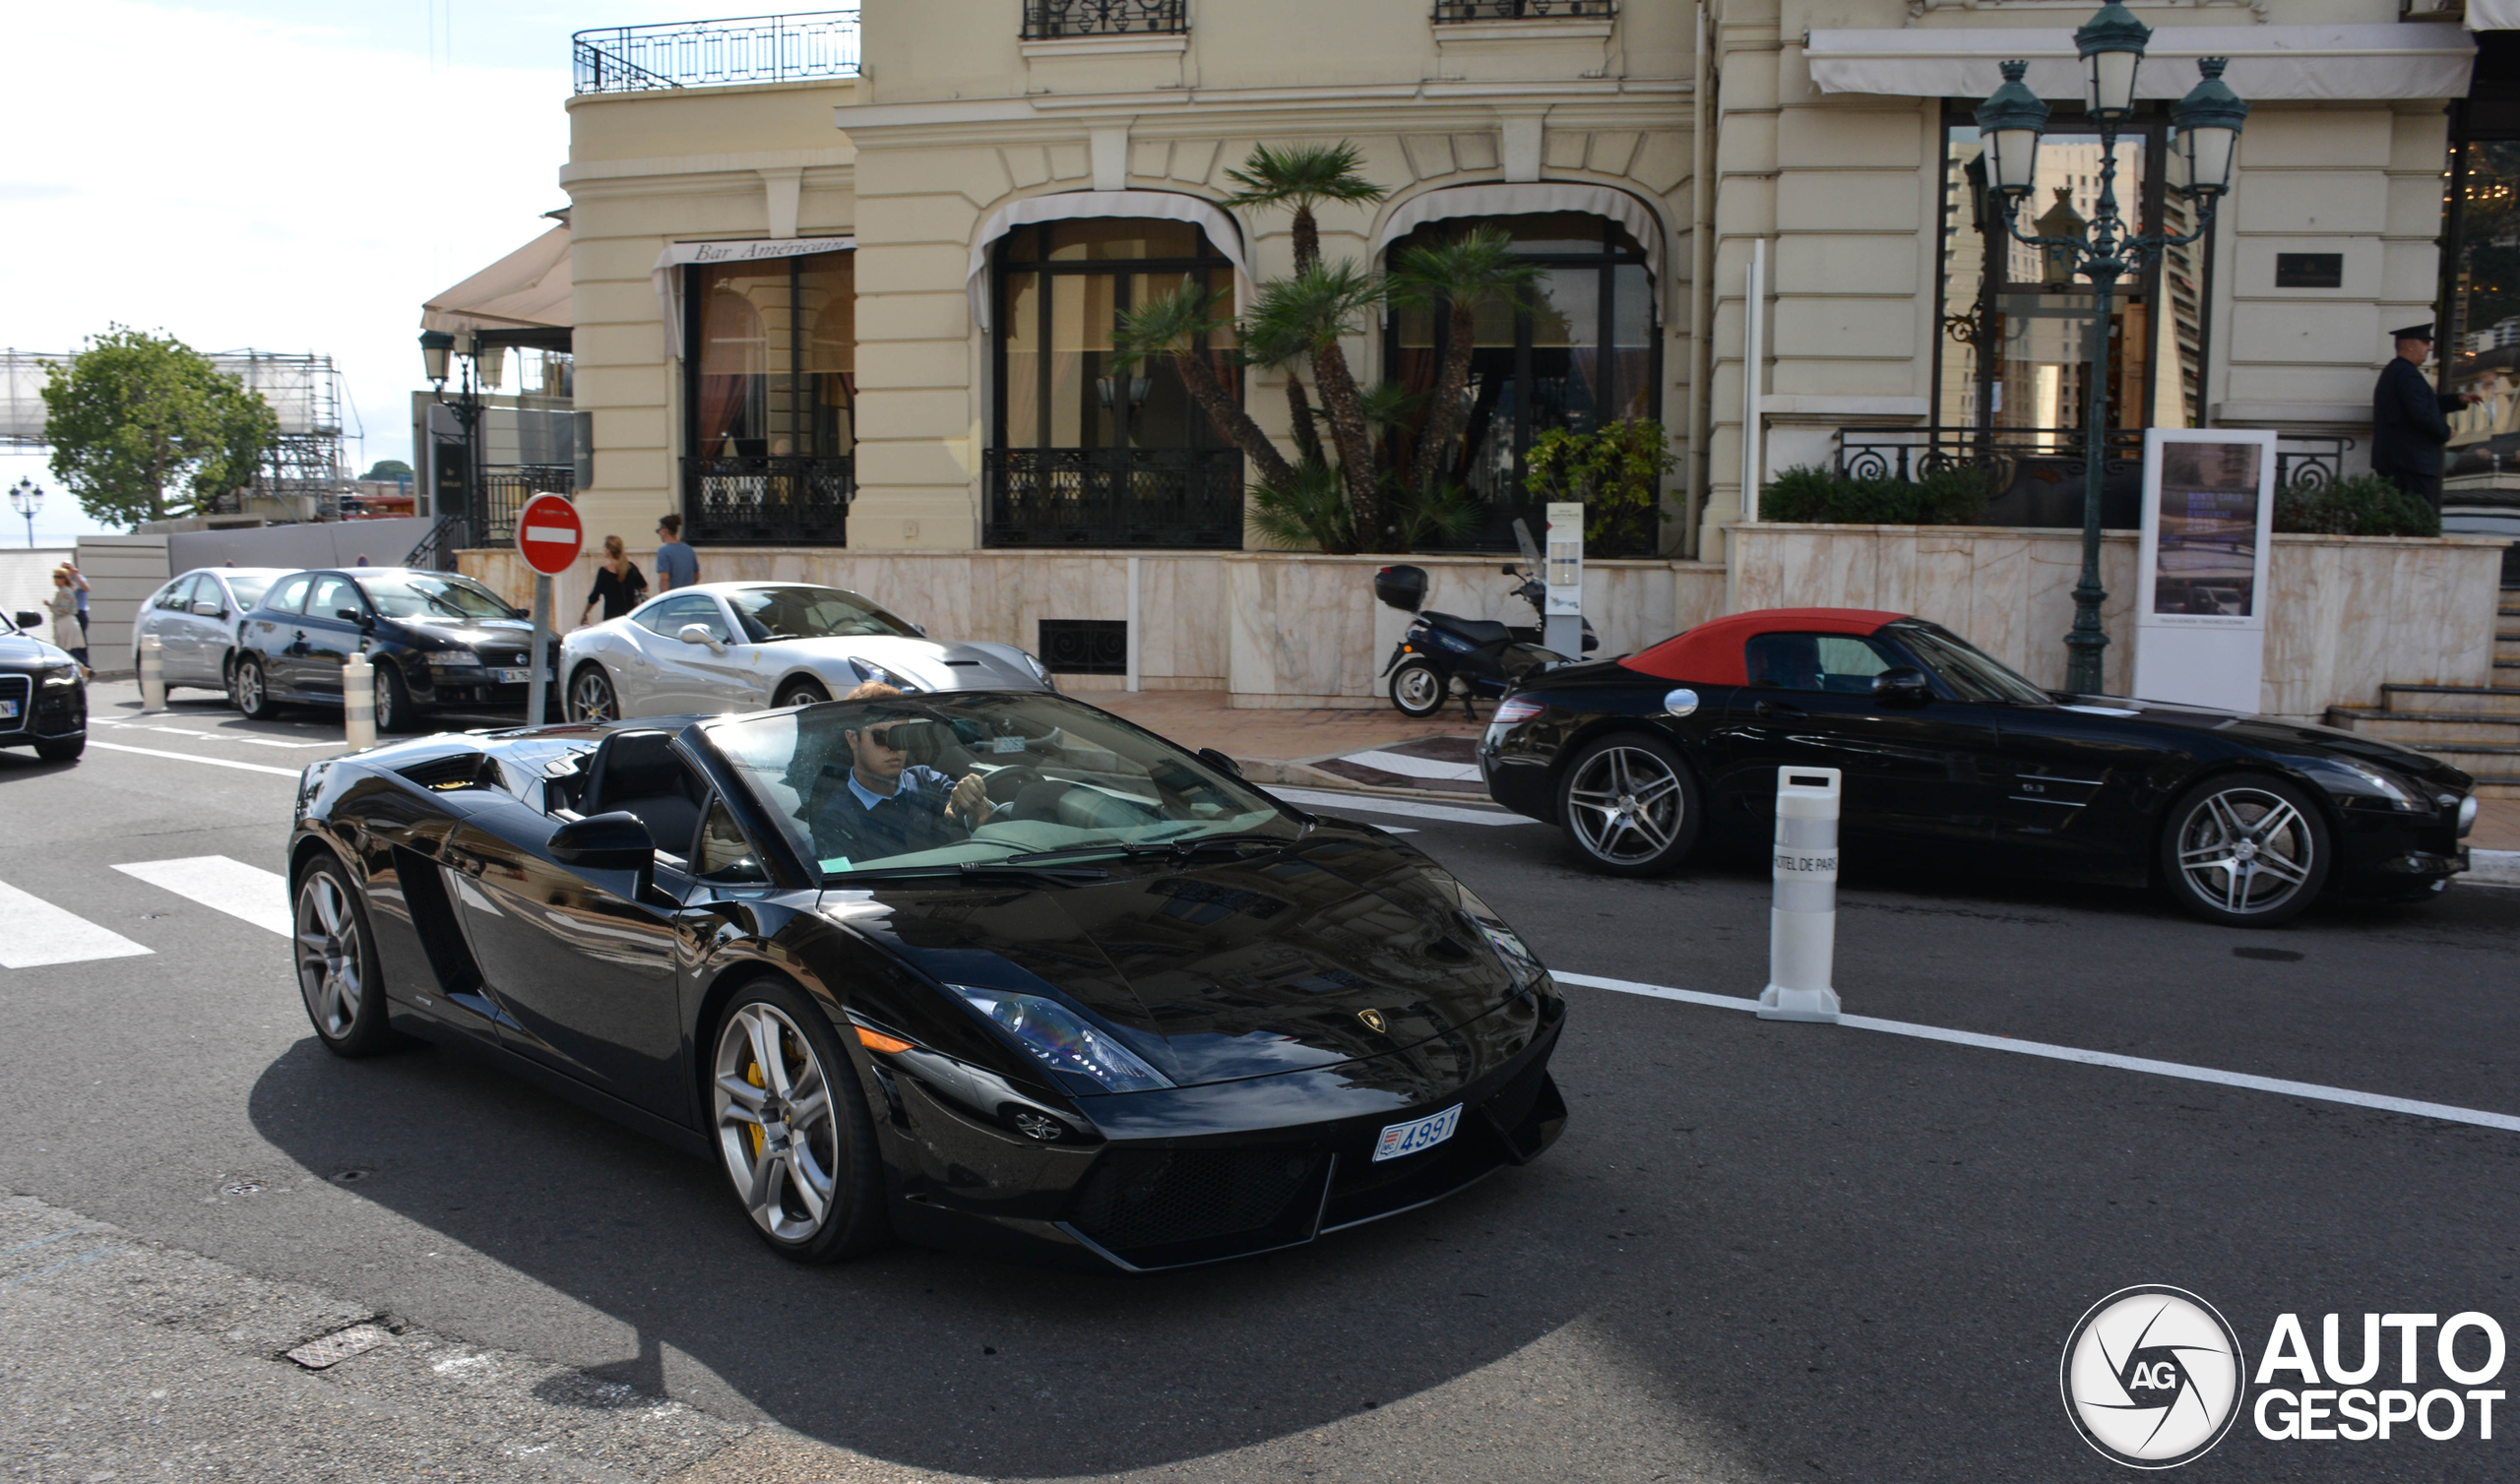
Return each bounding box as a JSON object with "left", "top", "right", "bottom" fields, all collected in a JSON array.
[
  {"left": 560, "top": 582, "right": 1053, "bottom": 723},
  {"left": 287, "top": 689, "right": 1565, "bottom": 1270},
  {"left": 1480, "top": 607, "right": 2479, "bottom": 927},
  {"left": 1, "top": 607, "right": 86, "bottom": 762}
]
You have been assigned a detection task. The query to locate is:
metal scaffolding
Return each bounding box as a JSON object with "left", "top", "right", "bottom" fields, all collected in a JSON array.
[{"left": 1, "top": 347, "right": 355, "bottom": 513}]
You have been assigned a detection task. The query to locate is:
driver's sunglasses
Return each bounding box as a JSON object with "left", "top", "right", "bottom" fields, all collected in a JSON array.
[{"left": 859, "top": 726, "right": 908, "bottom": 749}]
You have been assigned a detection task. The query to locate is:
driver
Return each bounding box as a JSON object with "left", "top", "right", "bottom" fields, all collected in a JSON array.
[{"left": 809, "top": 685, "right": 993, "bottom": 861}]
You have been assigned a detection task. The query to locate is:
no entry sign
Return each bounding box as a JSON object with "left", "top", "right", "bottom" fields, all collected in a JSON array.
[{"left": 516, "top": 493, "right": 584, "bottom": 576}]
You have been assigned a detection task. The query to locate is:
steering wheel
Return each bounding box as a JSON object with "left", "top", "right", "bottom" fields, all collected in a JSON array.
[{"left": 982, "top": 765, "right": 1046, "bottom": 814}]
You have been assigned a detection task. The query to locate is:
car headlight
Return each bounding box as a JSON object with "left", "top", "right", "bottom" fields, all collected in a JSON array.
[
  {"left": 425, "top": 649, "right": 484, "bottom": 673},
  {"left": 2325, "top": 761, "right": 2424, "bottom": 811},
  {"left": 1020, "top": 650, "right": 1056, "bottom": 691},
  {"left": 947, "top": 984, "right": 1171, "bottom": 1092},
  {"left": 848, "top": 656, "right": 906, "bottom": 690},
  {"left": 38, "top": 665, "right": 79, "bottom": 688},
  {"left": 2458, "top": 794, "right": 2479, "bottom": 837}
]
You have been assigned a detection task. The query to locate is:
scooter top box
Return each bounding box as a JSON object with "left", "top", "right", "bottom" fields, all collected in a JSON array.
[{"left": 1374, "top": 565, "right": 1428, "bottom": 613}]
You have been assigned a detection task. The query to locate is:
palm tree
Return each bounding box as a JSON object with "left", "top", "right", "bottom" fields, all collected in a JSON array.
[
  {"left": 1386, "top": 226, "right": 1541, "bottom": 498},
  {"left": 1242, "top": 261, "right": 1388, "bottom": 544},
  {"left": 1108, "top": 282, "right": 1294, "bottom": 490},
  {"left": 1222, "top": 142, "right": 1387, "bottom": 273}
]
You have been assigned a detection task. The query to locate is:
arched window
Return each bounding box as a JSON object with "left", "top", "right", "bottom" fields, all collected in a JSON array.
[{"left": 1384, "top": 212, "right": 1660, "bottom": 551}]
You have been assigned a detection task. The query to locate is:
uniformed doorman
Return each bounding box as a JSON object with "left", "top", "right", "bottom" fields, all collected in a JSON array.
[{"left": 2370, "top": 323, "right": 2477, "bottom": 512}]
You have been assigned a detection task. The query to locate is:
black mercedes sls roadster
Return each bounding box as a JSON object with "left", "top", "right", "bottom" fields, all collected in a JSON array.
[{"left": 285, "top": 689, "right": 1565, "bottom": 1270}]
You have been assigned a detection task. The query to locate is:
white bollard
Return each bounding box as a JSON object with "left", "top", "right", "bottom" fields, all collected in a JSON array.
[
  {"left": 342, "top": 651, "right": 377, "bottom": 752},
  {"left": 1757, "top": 767, "right": 1843, "bottom": 1023},
  {"left": 139, "top": 633, "right": 166, "bottom": 713}
]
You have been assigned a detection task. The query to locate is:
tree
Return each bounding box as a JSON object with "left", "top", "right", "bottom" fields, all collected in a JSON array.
[
  {"left": 361, "top": 459, "right": 414, "bottom": 481},
  {"left": 41, "top": 328, "right": 279, "bottom": 526}
]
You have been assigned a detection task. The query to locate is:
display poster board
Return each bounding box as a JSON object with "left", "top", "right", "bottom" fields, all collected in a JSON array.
[
  {"left": 1543, "top": 501, "right": 1585, "bottom": 657},
  {"left": 2130, "top": 428, "right": 2277, "bottom": 712}
]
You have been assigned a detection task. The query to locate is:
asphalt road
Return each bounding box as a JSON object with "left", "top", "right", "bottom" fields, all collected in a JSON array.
[{"left": 4, "top": 684, "right": 2517, "bottom": 1481}]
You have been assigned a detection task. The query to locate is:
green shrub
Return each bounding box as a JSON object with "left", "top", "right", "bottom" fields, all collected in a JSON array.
[
  {"left": 1525, "top": 419, "right": 1677, "bottom": 556},
  {"left": 1757, "top": 464, "right": 1991, "bottom": 526},
  {"left": 2273, "top": 472, "right": 2440, "bottom": 538}
]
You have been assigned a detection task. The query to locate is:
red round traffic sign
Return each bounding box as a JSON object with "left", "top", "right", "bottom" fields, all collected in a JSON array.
[{"left": 515, "top": 493, "right": 584, "bottom": 577}]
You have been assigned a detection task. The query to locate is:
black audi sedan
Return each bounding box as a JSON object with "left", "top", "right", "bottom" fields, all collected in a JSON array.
[
  {"left": 1480, "top": 607, "right": 2477, "bottom": 927},
  {"left": 233, "top": 568, "right": 554, "bottom": 731},
  {"left": 0, "top": 608, "right": 86, "bottom": 762},
  {"left": 285, "top": 689, "right": 1565, "bottom": 1270}
]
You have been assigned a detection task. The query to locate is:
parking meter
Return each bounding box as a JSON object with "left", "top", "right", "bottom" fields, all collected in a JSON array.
[{"left": 1544, "top": 501, "right": 1584, "bottom": 657}]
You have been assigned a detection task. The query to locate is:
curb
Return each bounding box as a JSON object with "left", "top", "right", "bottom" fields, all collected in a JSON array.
[{"left": 2471, "top": 849, "right": 2520, "bottom": 887}]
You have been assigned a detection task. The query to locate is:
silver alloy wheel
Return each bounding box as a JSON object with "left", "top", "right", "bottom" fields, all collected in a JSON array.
[
  {"left": 1566, "top": 745, "right": 1685, "bottom": 864},
  {"left": 235, "top": 659, "right": 264, "bottom": 714},
  {"left": 2174, "top": 784, "right": 2316, "bottom": 916},
  {"left": 294, "top": 872, "right": 364, "bottom": 1039},
  {"left": 570, "top": 667, "right": 616, "bottom": 723},
  {"left": 372, "top": 666, "right": 397, "bottom": 731},
  {"left": 1393, "top": 663, "right": 1442, "bottom": 713},
  {"left": 712, "top": 1003, "right": 841, "bottom": 1243}
]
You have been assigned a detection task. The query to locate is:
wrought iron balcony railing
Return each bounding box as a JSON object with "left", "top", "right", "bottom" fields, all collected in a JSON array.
[
  {"left": 574, "top": 10, "right": 860, "bottom": 94},
  {"left": 984, "top": 448, "right": 1243, "bottom": 548},
  {"left": 477, "top": 466, "right": 576, "bottom": 546},
  {"left": 1022, "top": 1, "right": 1188, "bottom": 39},
  {"left": 681, "top": 455, "right": 853, "bottom": 545},
  {"left": 1829, "top": 428, "right": 2353, "bottom": 530},
  {"left": 1434, "top": 1, "right": 1616, "bottom": 20}
]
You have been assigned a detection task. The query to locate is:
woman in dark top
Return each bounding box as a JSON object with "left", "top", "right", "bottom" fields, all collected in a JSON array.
[{"left": 581, "top": 534, "right": 649, "bottom": 625}]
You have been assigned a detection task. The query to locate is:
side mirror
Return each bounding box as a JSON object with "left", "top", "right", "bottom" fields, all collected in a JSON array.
[
  {"left": 675, "top": 623, "right": 725, "bottom": 652},
  {"left": 1500, "top": 563, "right": 1518, "bottom": 576},
  {"left": 911, "top": 623, "right": 927, "bottom": 638},
  {"left": 193, "top": 599, "right": 223, "bottom": 618},
  {"left": 1872, "top": 666, "right": 1933, "bottom": 708},
  {"left": 336, "top": 608, "right": 365, "bottom": 624},
  {"left": 1197, "top": 746, "right": 1245, "bottom": 778},
  {"left": 14, "top": 610, "right": 42, "bottom": 630},
  {"left": 550, "top": 811, "right": 657, "bottom": 872}
]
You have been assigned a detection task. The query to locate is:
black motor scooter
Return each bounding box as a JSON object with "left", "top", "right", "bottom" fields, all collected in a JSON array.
[{"left": 1375, "top": 525, "right": 1598, "bottom": 720}]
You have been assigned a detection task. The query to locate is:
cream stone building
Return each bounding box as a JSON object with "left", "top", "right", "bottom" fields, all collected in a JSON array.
[{"left": 446, "top": 2, "right": 2511, "bottom": 710}]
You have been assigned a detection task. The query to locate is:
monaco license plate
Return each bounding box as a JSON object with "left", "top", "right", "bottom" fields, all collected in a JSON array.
[
  {"left": 492, "top": 667, "right": 531, "bottom": 685},
  {"left": 1373, "top": 1104, "right": 1462, "bottom": 1163}
]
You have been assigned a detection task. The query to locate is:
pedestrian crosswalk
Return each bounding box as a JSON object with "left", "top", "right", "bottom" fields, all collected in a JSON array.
[{"left": 0, "top": 856, "right": 291, "bottom": 970}]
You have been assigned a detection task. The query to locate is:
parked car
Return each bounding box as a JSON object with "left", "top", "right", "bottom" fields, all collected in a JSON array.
[
  {"left": 559, "top": 582, "right": 1053, "bottom": 723},
  {"left": 231, "top": 568, "right": 553, "bottom": 732},
  {"left": 284, "top": 688, "right": 1566, "bottom": 1268},
  {"left": 0, "top": 607, "right": 86, "bottom": 762},
  {"left": 130, "top": 567, "right": 290, "bottom": 705},
  {"left": 1480, "top": 607, "right": 2480, "bottom": 927}
]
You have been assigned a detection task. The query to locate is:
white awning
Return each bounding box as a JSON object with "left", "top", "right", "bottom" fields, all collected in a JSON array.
[
  {"left": 966, "top": 191, "right": 1253, "bottom": 332},
  {"left": 2471, "top": 0, "right": 2520, "bottom": 31},
  {"left": 424, "top": 224, "right": 572, "bottom": 339},
  {"left": 1805, "top": 25, "right": 2475, "bottom": 102},
  {"left": 650, "top": 235, "right": 856, "bottom": 358},
  {"left": 1370, "top": 182, "right": 1666, "bottom": 285}
]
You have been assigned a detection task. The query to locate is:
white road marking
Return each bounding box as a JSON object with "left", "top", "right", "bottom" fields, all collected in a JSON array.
[
  {"left": 92, "top": 720, "right": 333, "bottom": 750},
  {"left": 1338, "top": 749, "right": 1482, "bottom": 782},
  {"left": 1271, "top": 787, "right": 1534, "bottom": 828},
  {"left": 0, "top": 879, "right": 153, "bottom": 968},
  {"left": 87, "top": 741, "right": 303, "bottom": 777},
  {"left": 1553, "top": 970, "right": 2520, "bottom": 1136},
  {"left": 113, "top": 857, "right": 292, "bottom": 938}
]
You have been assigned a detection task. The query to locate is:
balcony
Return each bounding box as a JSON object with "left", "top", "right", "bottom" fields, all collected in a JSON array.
[
  {"left": 1433, "top": 1, "right": 1615, "bottom": 20},
  {"left": 573, "top": 10, "right": 860, "bottom": 94},
  {"left": 1831, "top": 428, "right": 2354, "bottom": 529},
  {"left": 984, "top": 448, "right": 1243, "bottom": 548},
  {"left": 1022, "top": 1, "right": 1188, "bottom": 40},
  {"left": 681, "top": 455, "right": 854, "bottom": 545}
]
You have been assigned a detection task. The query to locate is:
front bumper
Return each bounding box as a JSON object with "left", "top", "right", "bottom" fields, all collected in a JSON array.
[
  {"left": 2331, "top": 806, "right": 2471, "bottom": 894},
  {"left": 0, "top": 673, "right": 85, "bottom": 747}
]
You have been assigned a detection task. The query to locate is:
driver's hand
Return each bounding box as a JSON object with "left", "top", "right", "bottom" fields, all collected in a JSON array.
[{"left": 949, "top": 772, "right": 993, "bottom": 826}]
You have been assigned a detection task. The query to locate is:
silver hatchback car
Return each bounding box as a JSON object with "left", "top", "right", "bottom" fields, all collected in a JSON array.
[{"left": 131, "top": 568, "right": 291, "bottom": 703}]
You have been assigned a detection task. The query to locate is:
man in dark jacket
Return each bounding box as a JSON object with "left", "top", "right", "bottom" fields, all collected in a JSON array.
[{"left": 2370, "top": 323, "right": 2476, "bottom": 512}]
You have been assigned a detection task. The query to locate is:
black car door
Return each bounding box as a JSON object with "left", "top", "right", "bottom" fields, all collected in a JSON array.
[
  {"left": 1710, "top": 631, "right": 2007, "bottom": 846},
  {"left": 439, "top": 786, "right": 691, "bottom": 1121},
  {"left": 297, "top": 574, "right": 366, "bottom": 703},
  {"left": 249, "top": 573, "right": 315, "bottom": 694}
]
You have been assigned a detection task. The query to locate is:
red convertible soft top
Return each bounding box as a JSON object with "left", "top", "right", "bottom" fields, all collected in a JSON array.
[{"left": 1616, "top": 608, "right": 1906, "bottom": 685}]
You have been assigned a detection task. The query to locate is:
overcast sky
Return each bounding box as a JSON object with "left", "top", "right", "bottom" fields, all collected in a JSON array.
[{"left": 2, "top": 0, "right": 710, "bottom": 543}]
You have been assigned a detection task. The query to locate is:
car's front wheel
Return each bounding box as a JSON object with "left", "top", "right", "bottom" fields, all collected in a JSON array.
[
  {"left": 294, "top": 854, "right": 395, "bottom": 1056},
  {"left": 568, "top": 663, "right": 618, "bottom": 723},
  {"left": 2158, "top": 771, "right": 2332, "bottom": 927},
  {"left": 234, "top": 655, "right": 280, "bottom": 719},
  {"left": 709, "top": 980, "right": 887, "bottom": 1263},
  {"left": 776, "top": 677, "right": 831, "bottom": 710},
  {"left": 1557, "top": 732, "right": 1703, "bottom": 875}
]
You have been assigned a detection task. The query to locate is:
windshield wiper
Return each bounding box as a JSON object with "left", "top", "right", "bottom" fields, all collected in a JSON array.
[
  {"left": 827, "top": 861, "right": 1109, "bottom": 886},
  {"left": 1005, "top": 832, "right": 1295, "bottom": 868}
]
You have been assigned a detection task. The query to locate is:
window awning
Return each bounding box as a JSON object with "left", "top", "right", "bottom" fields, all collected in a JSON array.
[
  {"left": 1370, "top": 182, "right": 1666, "bottom": 285},
  {"left": 423, "top": 224, "right": 572, "bottom": 344},
  {"left": 650, "top": 235, "right": 856, "bottom": 358},
  {"left": 966, "top": 191, "right": 1254, "bottom": 332},
  {"left": 2471, "top": 0, "right": 2520, "bottom": 31},
  {"left": 1805, "top": 24, "right": 2475, "bottom": 102}
]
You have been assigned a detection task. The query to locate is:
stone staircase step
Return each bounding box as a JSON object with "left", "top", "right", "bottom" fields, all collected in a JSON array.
[
  {"left": 2324, "top": 706, "right": 2520, "bottom": 745},
  {"left": 2379, "top": 683, "right": 2520, "bottom": 718},
  {"left": 2416, "top": 744, "right": 2520, "bottom": 777}
]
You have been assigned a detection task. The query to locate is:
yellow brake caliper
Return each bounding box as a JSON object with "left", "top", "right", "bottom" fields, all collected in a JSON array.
[{"left": 744, "top": 1056, "right": 767, "bottom": 1159}]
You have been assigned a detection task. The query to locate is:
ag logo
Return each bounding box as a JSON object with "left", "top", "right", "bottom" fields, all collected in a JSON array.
[
  {"left": 2061, "top": 1286, "right": 2246, "bottom": 1468},
  {"left": 1356, "top": 1009, "right": 1387, "bottom": 1034}
]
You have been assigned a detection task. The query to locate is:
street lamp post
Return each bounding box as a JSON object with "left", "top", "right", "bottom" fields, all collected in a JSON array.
[
  {"left": 420, "top": 330, "right": 486, "bottom": 550},
  {"left": 8, "top": 477, "right": 41, "bottom": 549},
  {"left": 1976, "top": 4, "right": 2248, "bottom": 696}
]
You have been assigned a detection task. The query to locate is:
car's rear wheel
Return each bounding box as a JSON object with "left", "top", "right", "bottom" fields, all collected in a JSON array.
[
  {"left": 2158, "top": 771, "right": 2332, "bottom": 927},
  {"left": 1558, "top": 732, "right": 1703, "bottom": 875},
  {"left": 1389, "top": 657, "right": 1446, "bottom": 718},
  {"left": 776, "top": 677, "right": 831, "bottom": 710},
  {"left": 568, "top": 663, "right": 618, "bottom": 723},
  {"left": 709, "top": 980, "right": 887, "bottom": 1263},
  {"left": 234, "top": 655, "right": 280, "bottom": 719},
  {"left": 294, "top": 855, "right": 395, "bottom": 1057}
]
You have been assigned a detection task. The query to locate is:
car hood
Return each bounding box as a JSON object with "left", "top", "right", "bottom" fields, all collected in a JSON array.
[
  {"left": 775, "top": 635, "right": 1046, "bottom": 692},
  {"left": 0, "top": 632, "right": 68, "bottom": 669},
  {"left": 392, "top": 616, "right": 536, "bottom": 650},
  {"left": 835, "top": 833, "right": 1526, "bottom": 1088},
  {"left": 2043, "top": 694, "right": 2474, "bottom": 789}
]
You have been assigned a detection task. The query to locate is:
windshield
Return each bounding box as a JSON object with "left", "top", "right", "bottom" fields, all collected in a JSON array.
[
  {"left": 727, "top": 586, "right": 916, "bottom": 643},
  {"left": 705, "top": 693, "right": 1297, "bottom": 879},
  {"left": 222, "top": 575, "right": 274, "bottom": 608},
  {"left": 358, "top": 573, "right": 517, "bottom": 622},
  {"left": 1890, "top": 621, "right": 2053, "bottom": 706}
]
